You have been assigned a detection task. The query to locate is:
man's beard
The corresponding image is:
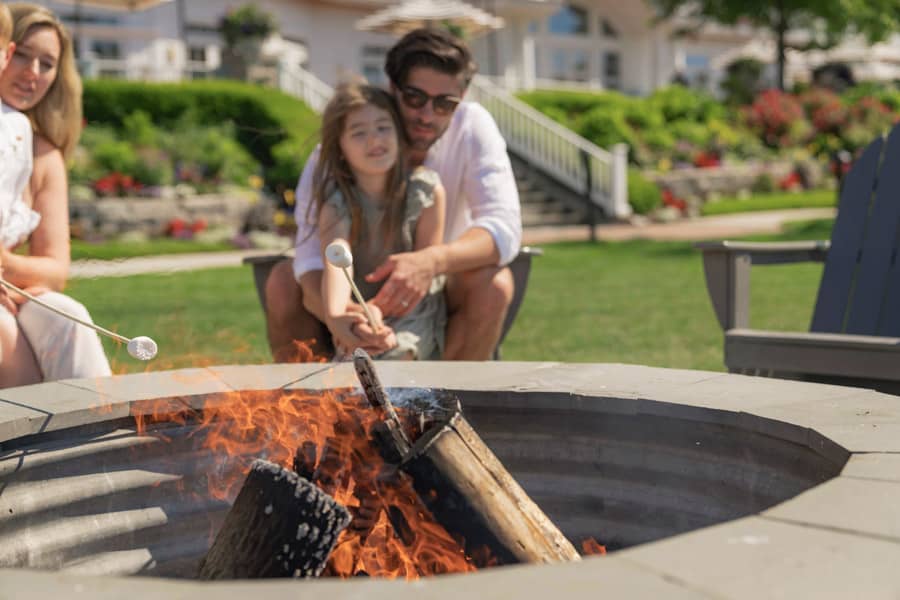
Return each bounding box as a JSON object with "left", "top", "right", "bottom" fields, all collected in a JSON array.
[{"left": 406, "top": 118, "right": 446, "bottom": 152}]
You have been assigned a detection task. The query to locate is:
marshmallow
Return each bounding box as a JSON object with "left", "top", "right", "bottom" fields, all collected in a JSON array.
[
  {"left": 325, "top": 240, "right": 353, "bottom": 269},
  {"left": 127, "top": 336, "right": 158, "bottom": 361}
]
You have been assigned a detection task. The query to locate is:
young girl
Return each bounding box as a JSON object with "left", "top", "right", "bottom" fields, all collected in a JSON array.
[{"left": 313, "top": 82, "right": 446, "bottom": 360}]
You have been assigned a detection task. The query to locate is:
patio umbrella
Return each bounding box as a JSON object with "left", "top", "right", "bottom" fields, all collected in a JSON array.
[{"left": 355, "top": 0, "right": 504, "bottom": 38}]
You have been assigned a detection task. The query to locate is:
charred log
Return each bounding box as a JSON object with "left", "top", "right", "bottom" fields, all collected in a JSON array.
[
  {"left": 351, "top": 348, "right": 580, "bottom": 566},
  {"left": 402, "top": 413, "right": 581, "bottom": 564},
  {"left": 197, "top": 459, "right": 352, "bottom": 580}
]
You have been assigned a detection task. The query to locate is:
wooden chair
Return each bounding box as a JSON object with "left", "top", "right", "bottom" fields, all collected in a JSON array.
[
  {"left": 243, "top": 247, "right": 542, "bottom": 360},
  {"left": 696, "top": 122, "right": 900, "bottom": 393}
]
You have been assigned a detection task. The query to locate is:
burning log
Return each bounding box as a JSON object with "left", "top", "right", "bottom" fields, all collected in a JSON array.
[
  {"left": 198, "top": 459, "right": 352, "bottom": 580},
  {"left": 352, "top": 349, "right": 581, "bottom": 565}
]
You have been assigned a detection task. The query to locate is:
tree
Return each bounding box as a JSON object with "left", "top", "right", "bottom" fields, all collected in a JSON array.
[{"left": 650, "top": 0, "right": 900, "bottom": 91}]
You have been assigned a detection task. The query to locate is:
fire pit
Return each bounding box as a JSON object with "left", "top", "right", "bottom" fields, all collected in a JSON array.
[{"left": 2, "top": 362, "right": 899, "bottom": 597}]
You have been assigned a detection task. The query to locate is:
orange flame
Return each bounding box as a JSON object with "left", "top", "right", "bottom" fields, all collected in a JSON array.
[
  {"left": 133, "top": 384, "right": 479, "bottom": 579},
  {"left": 580, "top": 537, "right": 607, "bottom": 556}
]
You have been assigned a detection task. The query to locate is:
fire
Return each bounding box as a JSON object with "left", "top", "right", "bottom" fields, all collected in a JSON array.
[
  {"left": 580, "top": 537, "right": 607, "bottom": 556},
  {"left": 133, "top": 383, "right": 478, "bottom": 579}
]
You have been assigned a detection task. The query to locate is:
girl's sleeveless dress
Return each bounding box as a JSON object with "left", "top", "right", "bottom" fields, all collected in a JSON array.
[{"left": 324, "top": 167, "right": 446, "bottom": 359}]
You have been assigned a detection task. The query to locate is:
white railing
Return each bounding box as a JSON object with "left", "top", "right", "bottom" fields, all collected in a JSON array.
[
  {"left": 277, "top": 63, "right": 334, "bottom": 114},
  {"left": 467, "top": 75, "right": 630, "bottom": 219},
  {"left": 275, "top": 67, "right": 630, "bottom": 219}
]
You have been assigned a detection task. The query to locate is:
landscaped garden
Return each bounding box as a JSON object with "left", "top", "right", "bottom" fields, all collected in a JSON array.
[
  {"left": 67, "top": 219, "right": 832, "bottom": 373},
  {"left": 518, "top": 82, "right": 899, "bottom": 217},
  {"left": 68, "top": 79, "right": 319, "bottom": 250}
]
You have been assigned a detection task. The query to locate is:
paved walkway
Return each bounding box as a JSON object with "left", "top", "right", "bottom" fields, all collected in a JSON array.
[{"left": 69, "top": 207, "right": 836, "bottom": 279}]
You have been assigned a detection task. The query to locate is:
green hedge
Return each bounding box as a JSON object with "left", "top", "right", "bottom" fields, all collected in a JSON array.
[{"left": 83, "top": 79, "right": 320, "bottom": 190}]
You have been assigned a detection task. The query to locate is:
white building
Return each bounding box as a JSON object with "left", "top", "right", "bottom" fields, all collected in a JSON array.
[{"left": 31, "top": 1, "right": 900, "bottom": 95}]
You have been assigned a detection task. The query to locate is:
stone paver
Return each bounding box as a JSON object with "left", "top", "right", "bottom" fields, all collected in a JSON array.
[
  {"left": 621, "top": 515, "right": 900, "bottom": 600},
  {"left": 1, "top": 362, "right": 897, "bottom": 598},
  {"left": 765, "top": 477, "right": 900, "bottom": 542}
]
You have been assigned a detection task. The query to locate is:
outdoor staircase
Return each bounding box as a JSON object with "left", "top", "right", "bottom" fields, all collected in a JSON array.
[
  {"left": 512, "top": 154, "right": 591, "bottom": 227},
  {"left": 276, "top": 66, "right": 629, "bottom": 225}
]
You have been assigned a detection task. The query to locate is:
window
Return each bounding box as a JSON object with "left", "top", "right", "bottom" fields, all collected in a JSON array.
[
  {"left": 189, "top": 46, "right": 207, "bottom": 63},
  {"left": 603, "top": 51, "right": 620, "bottom": 89},
  {"left": 91, "top": 40, "right": 120, "bottom": 59},
  {"left": 548, "top": 4, "right": 588, "bottom": 36},
  {"left": 685, "top": 54, "right": 710, "bottom": 70},
  {"left": 361, "top": 45, "right": 389, "bottom": 86},
  {"left": 600, "top": 18, "right": 618, "bottom": 38},
  {"left": 550, "top": 48, "right": 589, "bottom": 82}
]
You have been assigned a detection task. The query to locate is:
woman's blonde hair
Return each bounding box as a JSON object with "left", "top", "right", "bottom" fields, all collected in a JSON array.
[
  {"left": 311, "top": 81, "right": 408, "bottom": 246},
  {"left": 9, "top": 3, "right": 82, "bottom": 158}
]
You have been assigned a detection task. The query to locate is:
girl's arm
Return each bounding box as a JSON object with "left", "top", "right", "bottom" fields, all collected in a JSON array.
[
  {"left": 2, "top": 137, "right": 70, "bottom": 291},
  {"left": 318, "top": 204, "right": 364, "bottom": 351},
  {"left": 414, "top": 180, "right": 446, "bottom": 251}
]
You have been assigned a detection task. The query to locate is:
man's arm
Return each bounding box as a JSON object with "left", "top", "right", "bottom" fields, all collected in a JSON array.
[{"left": 369, "top": 104, "right": 520, "bottom": 313}]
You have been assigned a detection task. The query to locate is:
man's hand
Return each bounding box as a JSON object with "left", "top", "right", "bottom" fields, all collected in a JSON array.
[{"left": 367, "top": 248, "right": 438, "bottom": 317}]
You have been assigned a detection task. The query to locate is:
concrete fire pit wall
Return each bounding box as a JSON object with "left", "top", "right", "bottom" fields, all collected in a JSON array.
[{"left": 1, "top": 362, "right": 900, "bottom": 599}]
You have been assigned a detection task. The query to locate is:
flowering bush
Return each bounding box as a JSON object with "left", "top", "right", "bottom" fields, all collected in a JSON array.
[
  {"left": 93, "top": 172, "right": 142, "bottom": 197},
  {"left": 742, "top": 89, "right": 808, "bottom": 148}
]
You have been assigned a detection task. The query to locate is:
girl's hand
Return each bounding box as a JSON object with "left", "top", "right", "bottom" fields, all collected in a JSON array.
[
  {"left": 326, "top": 311, "right": 367, "bottom": 355},
  {"left": 350, "top": 302, "right": 398, "bottom": 355}
]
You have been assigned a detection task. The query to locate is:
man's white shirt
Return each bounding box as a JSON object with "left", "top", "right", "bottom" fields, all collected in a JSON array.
[{"left": 292, "top": 101, "right": 522, "bottom": 281}]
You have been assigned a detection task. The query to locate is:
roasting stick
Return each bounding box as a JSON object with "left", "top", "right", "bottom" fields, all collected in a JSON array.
[
  {"left": 325, "top": 240, "right": 380, "bottom": 332},
  {"left": 0, "top": 278, "right": 158, "bottom": 360}
]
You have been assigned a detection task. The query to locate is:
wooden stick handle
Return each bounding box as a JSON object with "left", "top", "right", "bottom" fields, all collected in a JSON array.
[
  {"left": 340, "top": 267, "right": 379, "bottom": 332},
  {"left": 0, "top": 278, "right": 130, "bottom": 344}
]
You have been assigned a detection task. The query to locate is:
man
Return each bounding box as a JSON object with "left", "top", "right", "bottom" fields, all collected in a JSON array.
[{"left": 265, "top": 28, "right": 521, "bottom": 361}]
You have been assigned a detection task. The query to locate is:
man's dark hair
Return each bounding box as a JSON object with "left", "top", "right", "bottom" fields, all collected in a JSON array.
[{"left": 385, "top": 28, "right": 477, "bottom": 89}]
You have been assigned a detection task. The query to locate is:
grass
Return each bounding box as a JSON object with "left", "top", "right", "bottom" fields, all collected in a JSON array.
[
  {"left": 66, "top": 219, "right": 832, "bottom": 375},
  {"left": 700, "top": 189, "right": 837, "bottom": 216},
  {"left": 71, "top": 239, "right": 235, "bottom": 261}
]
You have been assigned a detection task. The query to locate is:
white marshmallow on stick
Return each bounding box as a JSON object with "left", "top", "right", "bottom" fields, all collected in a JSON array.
[
  {"left": 0, "top": 278, "right": 158, "bottom": 361},
  {"left": 324, "top": 240, "right": 379, "bottom": 332}
]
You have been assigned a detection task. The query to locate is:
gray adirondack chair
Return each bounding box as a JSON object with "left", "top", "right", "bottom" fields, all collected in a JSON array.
[
  {"left": 243, "top": 247, "right": 541, "bottom": 360},
  {"left": 696, "top": 122, "right": 900, "bottom": 393}
]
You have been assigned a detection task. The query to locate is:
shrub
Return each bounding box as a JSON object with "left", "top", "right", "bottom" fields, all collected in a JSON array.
[
  {"left": 627, "top": 169, "right": 662, "bottom": 214},
  {"left": 576, "top": 107, "right": 636, "bottom": 151},
  {"left": 752, "top": 173, "right": 776, "bottom": 194},
  {"left": 648, "top": 86, "right": 725, "bottom": 123},
  {"left": 83, "top": 79, "right": 319, "bottom": 189},
  {"left": 720, "top": 58, "right": 766, "bottom": 106},
  {"left": 219, "top": 4, "right": 276, "bottom": 48},
  {"left": 167, "top": 122, "right": 259, "bottom": 187},
  {"left": 742, "top": 89, "right": 809, "bottom": 147}
]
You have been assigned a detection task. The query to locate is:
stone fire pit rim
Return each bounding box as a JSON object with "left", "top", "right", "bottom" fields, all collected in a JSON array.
[{"left": 2, "top": 362, "right": 899, "bottom": 599}]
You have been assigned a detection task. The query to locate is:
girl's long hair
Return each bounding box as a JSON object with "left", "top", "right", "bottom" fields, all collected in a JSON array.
[
  {"left": 9, "top": 3, "right": 82, "bottom": 158},
  {"left": 311, "top": 81, "right": 408, "bottom": 247}
]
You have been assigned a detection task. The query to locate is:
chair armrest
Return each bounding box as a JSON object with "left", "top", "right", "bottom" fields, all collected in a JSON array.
[
  {"left": 694, "top": 240, "right": 829, "bottom": 331},
  {"left": 694, "top": 240, "right": 830, "bottom": 265}
]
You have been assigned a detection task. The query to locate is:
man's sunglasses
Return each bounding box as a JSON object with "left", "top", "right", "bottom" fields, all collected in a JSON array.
[{"left": 399, "top": 86, "right": 461, "bottom": 115}]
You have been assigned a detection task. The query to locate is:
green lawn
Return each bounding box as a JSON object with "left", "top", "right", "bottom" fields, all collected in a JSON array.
[
  {"left": 71, "top": 239, "right": 235, "bottom": 261},
  {"left": 67, "top": 221, "right": 831, "bottom": 375},
  {"left": 700, "top": 189, "right": 837, "bottom": 216}
]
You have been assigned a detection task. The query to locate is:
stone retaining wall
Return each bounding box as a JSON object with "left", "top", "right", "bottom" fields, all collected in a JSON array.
[
  {"left": 645, "top": 160, "right": 829, "bottom": 202},
  {"left": 69, "top": 193, "right": 270, "bottom": 239}
]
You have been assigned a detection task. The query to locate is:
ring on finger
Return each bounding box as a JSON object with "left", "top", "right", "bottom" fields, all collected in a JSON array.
[{"left": 401, "top": 299, "right": 410, "bottom": 307}]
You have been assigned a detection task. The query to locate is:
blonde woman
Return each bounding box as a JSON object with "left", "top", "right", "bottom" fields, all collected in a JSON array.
[{"left": 0, "top": 3, "right": 110, "bottom": 387}]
